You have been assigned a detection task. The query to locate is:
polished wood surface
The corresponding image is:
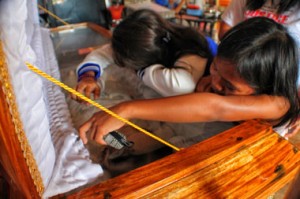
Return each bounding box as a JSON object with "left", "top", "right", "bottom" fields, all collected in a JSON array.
[
  {"left": 0, "top": 81, "right": 40, "bottom": 199},
  {"left": 53, "top": 120, "right": 300, "bottom": 198}
]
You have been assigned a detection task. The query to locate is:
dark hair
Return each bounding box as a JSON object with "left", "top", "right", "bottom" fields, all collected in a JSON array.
[
  {"left": 111, "top": 9, "right": 213, "bottom": 72},
  {"left": 246, "top": 0, "right": 300, "bottom": 14},
  {"left": 218, "top": 17, "right": 299, "bottom": 126}
]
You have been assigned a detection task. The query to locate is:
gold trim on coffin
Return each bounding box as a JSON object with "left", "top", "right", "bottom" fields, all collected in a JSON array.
[{"left": 0, "top": 41, "right": 44, "bottom": 196}]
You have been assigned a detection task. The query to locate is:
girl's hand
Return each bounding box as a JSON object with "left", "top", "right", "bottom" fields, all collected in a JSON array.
[
  {"left": 71, "top": 74, "right": 101, "bottom": 104},
  {"left": 79, "top": 105, "right": 127, "bottom": 145}
]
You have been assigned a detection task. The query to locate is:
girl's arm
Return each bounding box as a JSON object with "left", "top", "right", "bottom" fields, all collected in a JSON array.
[
  {"left": 76, "top": 43, "right": 113, "bottom": 79},
  {"left": 139, "top": 64, "right": 196, "bottom": 96},
  {"left": 79, "top": 93, "right": 289, "bottom": 144},
  {"left": 139, "top": 55, "right": 207, "bottom": 97},
  {"left": 72, "top": 44, "right": 113, "bottom": 102}
]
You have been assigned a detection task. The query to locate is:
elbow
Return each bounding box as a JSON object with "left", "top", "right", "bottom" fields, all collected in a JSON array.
[{"left": 165, "top": 79, "right": 196, "bottom": 96}]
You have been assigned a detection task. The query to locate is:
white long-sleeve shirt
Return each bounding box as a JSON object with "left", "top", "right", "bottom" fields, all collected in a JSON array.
[
  {"left": 76, "top": 44, "right": 208, "bottom": 97},
  {"left": 76, "top": 44, "right": 114, "bottom": 79},
  {"left": 137, "top": 54, "right": 207, "bottom": 96}
]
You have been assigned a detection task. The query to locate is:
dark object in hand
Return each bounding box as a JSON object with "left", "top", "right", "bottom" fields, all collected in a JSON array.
[{"left": 103, "top": 131, "right": 134, "bottom": 149}]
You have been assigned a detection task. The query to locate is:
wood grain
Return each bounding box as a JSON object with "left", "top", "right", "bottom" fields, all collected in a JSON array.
[{"left": 54, "top": 120, "right": 300, "bottom": 199}]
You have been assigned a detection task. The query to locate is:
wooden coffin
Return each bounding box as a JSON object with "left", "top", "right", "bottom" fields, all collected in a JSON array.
[
  {"left": 53, "top": 120, "right": 300, "bottom": 198},
  {"left": 1, "top": 19, "right": 299, "bottom": 199}
]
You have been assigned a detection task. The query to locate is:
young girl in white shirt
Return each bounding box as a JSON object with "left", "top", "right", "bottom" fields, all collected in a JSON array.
[{"left": 73, "top": 9, "right": 217, "bottom": 102}]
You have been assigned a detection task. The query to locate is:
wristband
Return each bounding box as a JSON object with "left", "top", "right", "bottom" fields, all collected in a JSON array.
[{"left": 77, "top": 63, "right": 101, "bottom": 79}]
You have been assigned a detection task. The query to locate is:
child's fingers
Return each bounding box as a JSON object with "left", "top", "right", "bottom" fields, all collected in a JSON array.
[
  {"left": 94, "top": 88, "right": 101, "bottom": 100},
  {"left": 71, "top": 86, "right": 79, "bottom": 100}
]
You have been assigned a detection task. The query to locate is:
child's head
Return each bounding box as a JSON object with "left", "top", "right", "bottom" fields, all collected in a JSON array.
[
  {"left": 111, "top": 9, "right": 212, "bottom": 70},
  {"left": 215, "top": 17, "right": 299, "bottom": 125}
]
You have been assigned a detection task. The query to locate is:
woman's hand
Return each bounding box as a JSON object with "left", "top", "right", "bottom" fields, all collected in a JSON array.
[
  {"left": 79, "top": 104, "right": 127, "bottom": 145},
  {"left": 195, "top": 75, "right": 212, "bottom": 92},
  {"left": 71, "top": 72, "right": 101, "bottom": 104}
]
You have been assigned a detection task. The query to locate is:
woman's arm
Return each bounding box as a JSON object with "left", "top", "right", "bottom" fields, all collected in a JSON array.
[
  {"left": 123, "top": 93, "right": 289, "bottom": 123},
  {"left": 79, "top": 93, "right": 289, "bottom": 144}
]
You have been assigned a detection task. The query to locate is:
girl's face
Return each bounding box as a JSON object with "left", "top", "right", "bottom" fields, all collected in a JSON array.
[{"left": 210, "top": 57, "right": 256, "bottom": 96}]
